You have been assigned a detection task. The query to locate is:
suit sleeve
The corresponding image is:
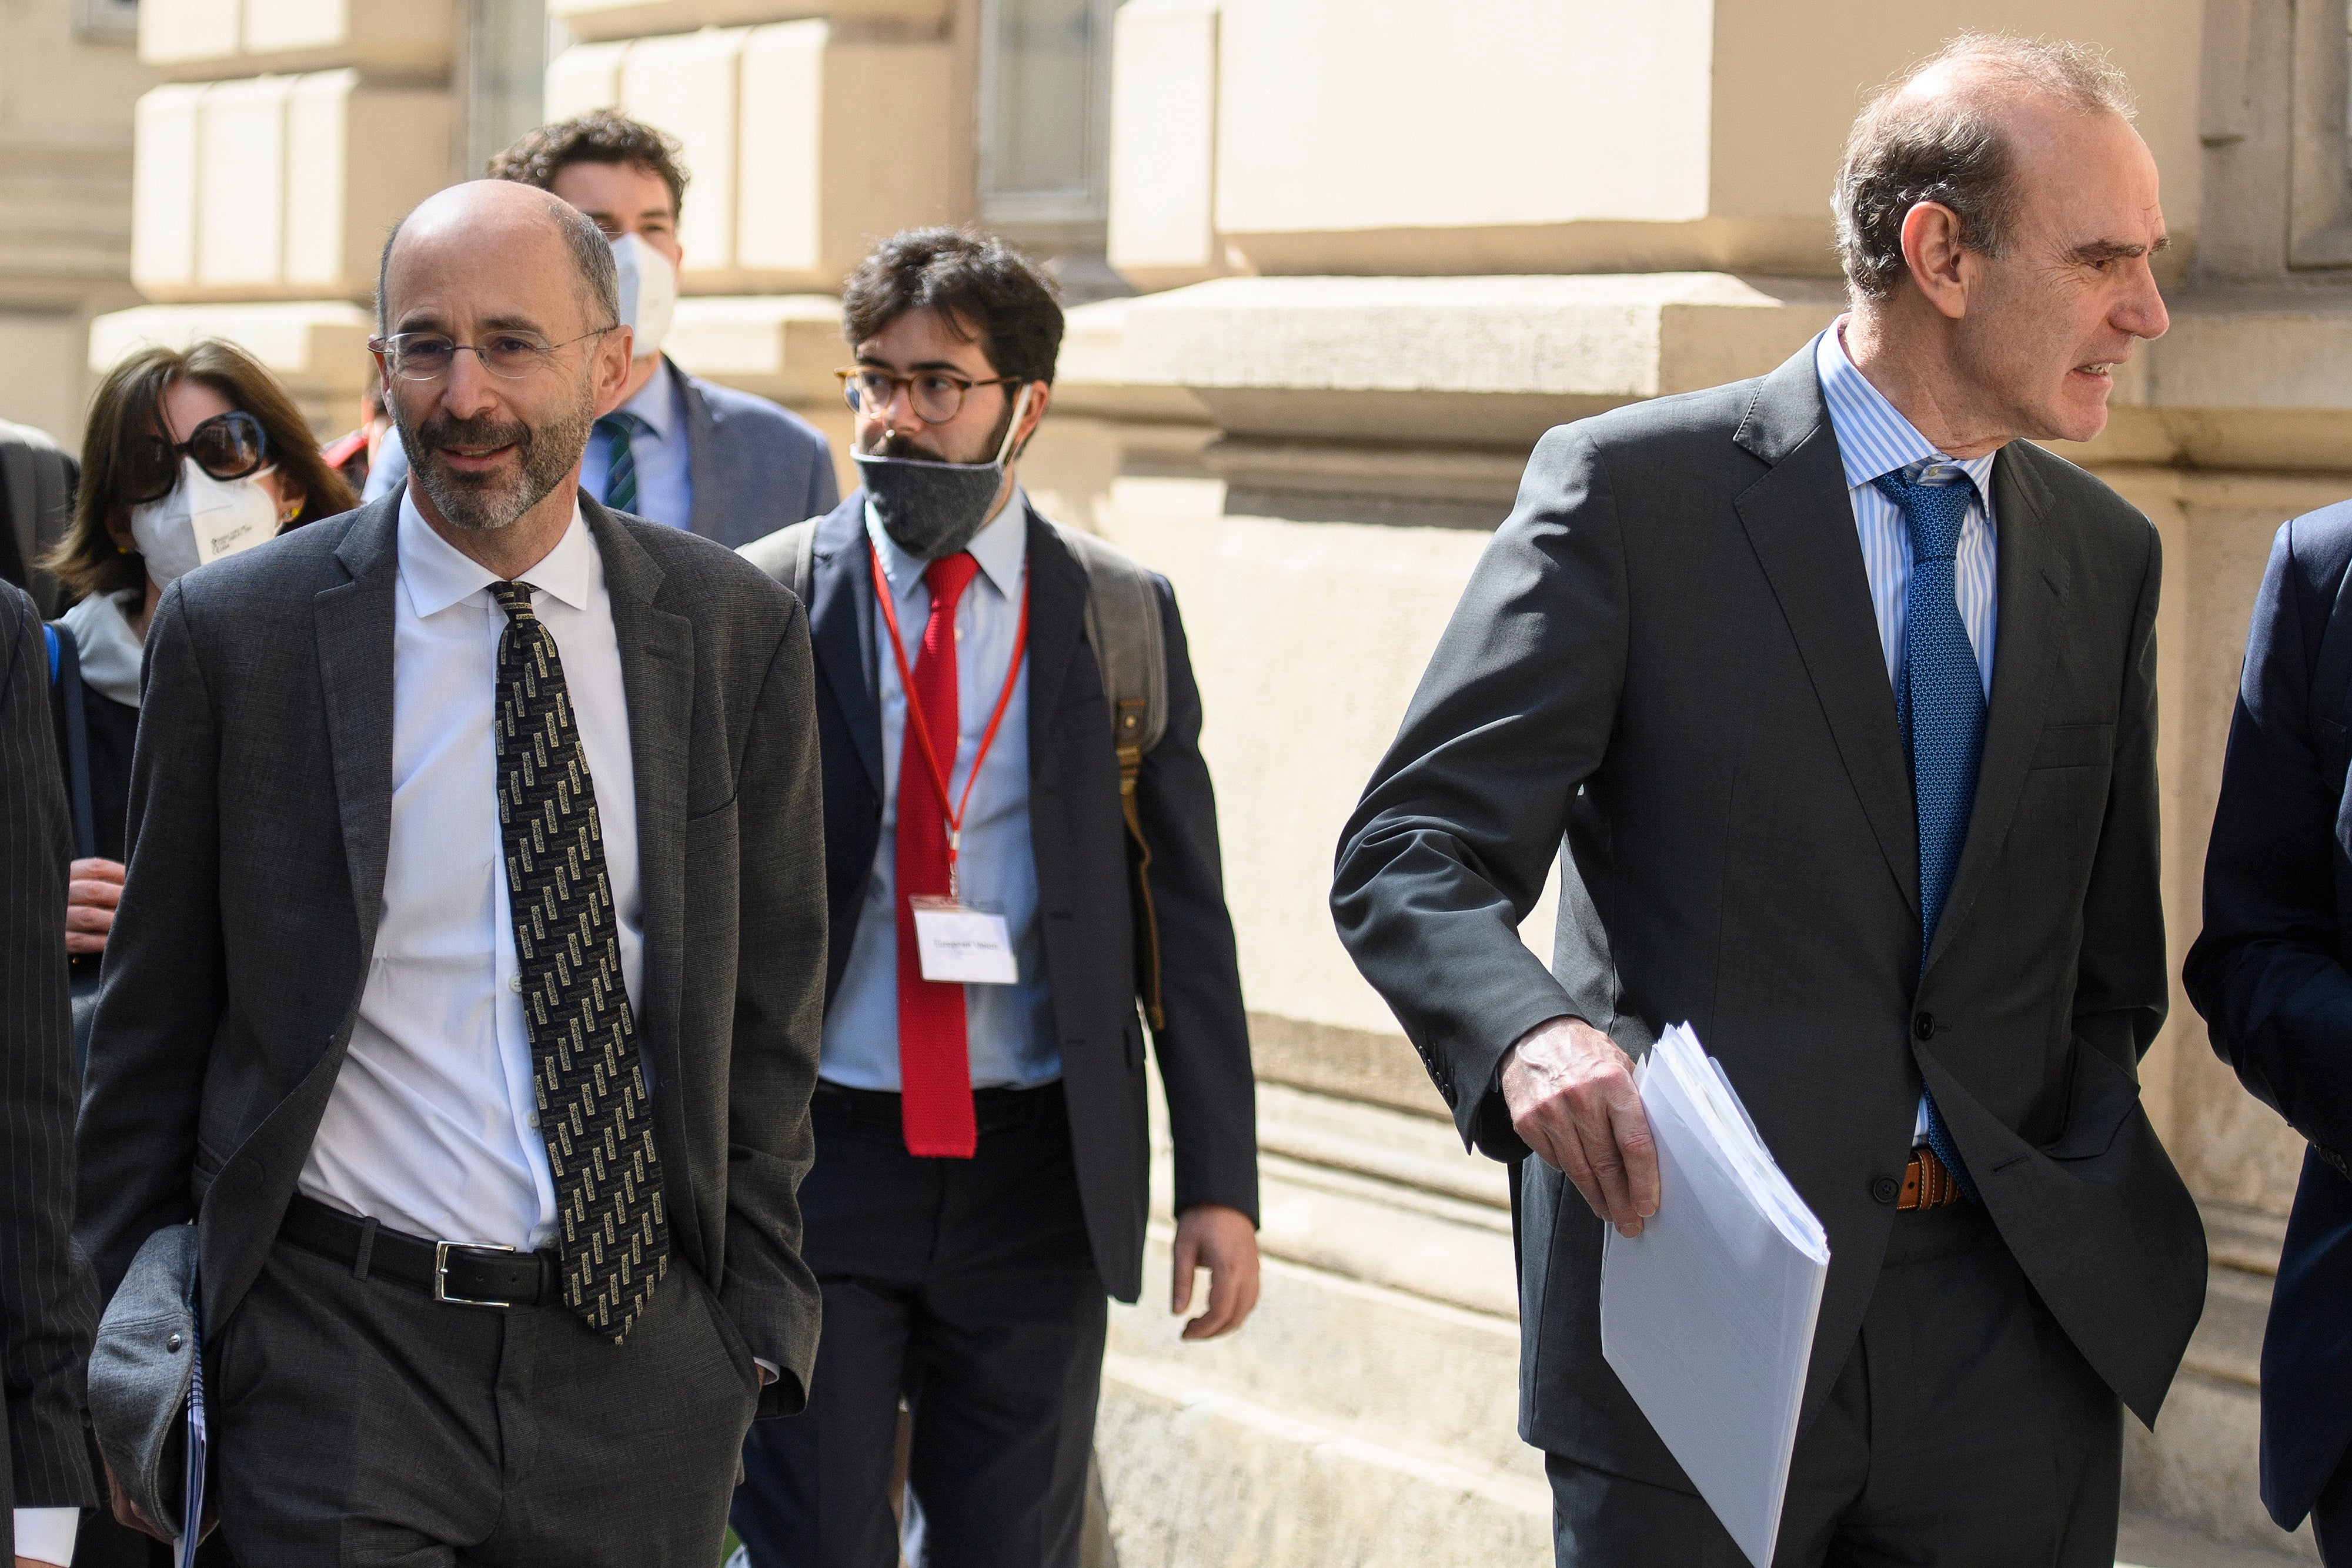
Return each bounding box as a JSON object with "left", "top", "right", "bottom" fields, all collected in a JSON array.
[
  {"left": 722, "top": 596, "right": 827, "bottom": 1416},
  {"left": 2072, "top": 521, "right": 2169, "bottom": 1076},
  {"left": 73, "top": 581, "right": 224, "bottom": 1297},
  {"left": 1136, "top": 583, "right": 1258, "bottom": 1223},
  {"left": 1331, "top": 423, "right": 1630, "bottom": 1158},
  {"left": 0, "top": 586, "right": 98, "bottom": 1510},
  {"left": 2184, "top": 518, "right": 2352, "bottom": 1153}
]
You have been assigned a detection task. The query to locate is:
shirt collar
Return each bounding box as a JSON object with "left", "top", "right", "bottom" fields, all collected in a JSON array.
[
  {"left": 617, "top": 355, "right": 680, "bottom": 440},
  {"left": 864, "top": 486, "right": 1031, "bottom": 604},
  {"left": 398, "top": 487, "right": 595, "bottom": 617},
  {"left": 1815, "top": 317, "right": 1999, "bottom": 499}
]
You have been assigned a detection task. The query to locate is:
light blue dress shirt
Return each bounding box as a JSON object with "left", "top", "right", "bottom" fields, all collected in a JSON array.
[
  {"left": 1815, "top": 320, "right": 1999, "bottom": 1144},
  {"left": 1815, "top": 320, "right": 1999, "bottom": 696},
  {"left": 818, "top": 493, "right": 1060, "bottom": 1092},
  {"left": 580, "top": 357, "right": 696, "bottom": 530}
]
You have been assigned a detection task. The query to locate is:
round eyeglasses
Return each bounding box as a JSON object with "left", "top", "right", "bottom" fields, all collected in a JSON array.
[
  {"left": 371, "top": 327, "right": 614, "bottom": 383},
  {"left": 121, "top": 410, "right": 269, "bottom": 505},
  {"left": 836, "top": 367, "right": 1024, "bottom": 426}
]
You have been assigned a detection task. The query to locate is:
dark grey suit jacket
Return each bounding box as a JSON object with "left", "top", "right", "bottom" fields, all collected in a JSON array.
[
  {"left": 1332, "top": 339, "right": 2204, "bottom": 1484},
  {"left": 74, "top": 494, "right": 830, "bottom": 1414},
  {"left": 0, "top": 581, "right": 99, "bottom": 1546}
]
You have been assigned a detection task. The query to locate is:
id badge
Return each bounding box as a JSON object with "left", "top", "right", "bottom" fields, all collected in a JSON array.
[{"left": 910, "top": 897, "right": 1018, "bottom": 985}]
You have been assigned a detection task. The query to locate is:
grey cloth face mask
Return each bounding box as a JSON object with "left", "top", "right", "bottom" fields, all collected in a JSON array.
[{"left": 854, "top": 385, "right": 1031, "bottom": 562}]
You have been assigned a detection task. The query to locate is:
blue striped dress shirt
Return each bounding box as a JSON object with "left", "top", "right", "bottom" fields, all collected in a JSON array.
[
  {"left": 1815, "top": 321, "right": 1999, "bottom": 1145},
  {"left": 1814, "top": 320, "right": 1999, "bottom": 699}
]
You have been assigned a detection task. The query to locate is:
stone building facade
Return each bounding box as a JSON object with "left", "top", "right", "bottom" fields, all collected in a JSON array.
[
  {"left": 29, "top": 0, "right": 2352, "bottom": 1560},
  {"left": 0, "top": 0, "right": 148, "bottom": 443}
]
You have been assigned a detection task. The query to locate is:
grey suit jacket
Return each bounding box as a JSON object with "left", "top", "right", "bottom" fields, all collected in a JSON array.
[
  {"left": 74, "top": 494, "right": 830, "bottom": 1415},
  {"left": 679, "top": 364, "right": 840, "bottom": 550},
  {"left": 0, "top": 581, "right": 99, "bottom": 1544},
  {"left": 1332, "top": 340, "right": 2204, "bottom": 1484},
  {"left": 0, "top": 420, "right": 77, "bottom": 618}
]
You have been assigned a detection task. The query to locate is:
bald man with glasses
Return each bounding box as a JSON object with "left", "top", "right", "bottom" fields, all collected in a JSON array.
[{"left": 75, "top": 179, "right": 827, "bottom": 1566}]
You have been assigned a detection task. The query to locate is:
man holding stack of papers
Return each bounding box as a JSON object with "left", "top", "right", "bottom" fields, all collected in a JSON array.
[{"left": 1333, "top": 32, "right": 2206, "bottom": 1568}]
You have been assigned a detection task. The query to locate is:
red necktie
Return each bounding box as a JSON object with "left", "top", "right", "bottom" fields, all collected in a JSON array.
[{"left": 896, "top": 552, "right": 984, "bottom": 1157}]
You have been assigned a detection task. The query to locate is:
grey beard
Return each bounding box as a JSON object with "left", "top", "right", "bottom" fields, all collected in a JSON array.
[{"left": 398, "top": 388, "right": 594, "bottom": 532}]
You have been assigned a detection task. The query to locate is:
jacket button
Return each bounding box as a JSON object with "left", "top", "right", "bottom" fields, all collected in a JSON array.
[
  {"left": 1913, "top": 1011, "right": 1935, "bottom": 1041},
  {"left": 1870, "top": 1177, "right": 1899, "bottom": 1205},
  {"left": 166, "top": 1332, "right": 184, "bottom": 1352}
]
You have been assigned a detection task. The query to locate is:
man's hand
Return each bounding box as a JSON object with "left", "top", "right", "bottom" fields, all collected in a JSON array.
[
  {"left": 1500, "top": 1017, "right": 1659, "bottom": 1238},
  {"left": 105, "top": 1459, "right": 170, "bottom": 1543},
  {"left": 66, "top": 857, "right": 125, "bottom": 957},
  {"left": 1171, "top": 1202, "right": 1259, "bottom": 1340}
]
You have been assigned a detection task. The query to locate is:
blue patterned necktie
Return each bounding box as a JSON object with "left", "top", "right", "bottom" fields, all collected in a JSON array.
[
  {"left": 595, "top": 411, "right": 644, "bottom": 514},
  {"left": 1874, "top": 467, "right": 1984, "bottom": 1203}
]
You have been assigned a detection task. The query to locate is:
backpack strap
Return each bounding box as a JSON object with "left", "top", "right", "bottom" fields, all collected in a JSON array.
[
  {"left": 2311, "top": 548, "right": 2352, "bottom": 800},
  {"left": 45, "top": 622, "right": 97, "bottom": 861},
  {"left": 1054, "top": 523, "right": 1171, "bottom": 1031},
  {"left": 739, "top": 516, "right": 823, "bottom": 609}
]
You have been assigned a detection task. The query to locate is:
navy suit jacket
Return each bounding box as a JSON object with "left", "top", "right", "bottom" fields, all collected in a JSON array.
[
  {"left": 678, "top": 366, "right": 840, "bottom": 550},
  {"left": 2186, "top": 500, "right": 2352, "bottom": 1529},
  {"left": 797, "top": 493, "right": 1257, "bottom": 1302}
]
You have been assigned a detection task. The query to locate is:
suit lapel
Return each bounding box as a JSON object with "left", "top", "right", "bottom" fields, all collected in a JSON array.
[
  {"left": 1732, "top": 349, "right": 1921, "bottom": 918},
  {"left": 1023, "top": 505, "right": 1090, "bottom": 737},
  {"left": 314, "top": 497, "right": 402, "bottom": 961},
  {"left": 1923, "top": 446, "right": 2067, "bottom": 975},
  {"left": 587, "top": 497, "right": 693, "bottom": 1112},
  {"left": 810, "top": 499, "right": 884, "bottom": 795},
  {"left": 674, "top": 359, "right": 726, "bottom": 544}
]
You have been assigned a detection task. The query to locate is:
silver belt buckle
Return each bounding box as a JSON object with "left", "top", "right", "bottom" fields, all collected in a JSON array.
[{"left": 433, "top": 1239, "right": 519, "bottom": 1308}]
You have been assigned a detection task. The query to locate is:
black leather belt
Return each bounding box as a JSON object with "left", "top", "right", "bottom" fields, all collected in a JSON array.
[
  {"left": 280, "top": 1193, "right": 558, "bottom": 1308},
  {"left": 813, "top": 1078, "right": 1064, "bottom": 1137}
]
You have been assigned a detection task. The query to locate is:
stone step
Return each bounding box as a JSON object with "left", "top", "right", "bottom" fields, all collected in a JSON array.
[
  {"left": 1097, "top": 1348, "right": 1552, "bottom": 1568},
  {"left": 1112, "top": 1230, "right": 1534, "bottom": 1483}
]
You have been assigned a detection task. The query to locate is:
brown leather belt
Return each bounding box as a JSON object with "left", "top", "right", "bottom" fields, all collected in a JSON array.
[{"left": 1897, "top": 1145, "right": 1964, "bottom": 1210}]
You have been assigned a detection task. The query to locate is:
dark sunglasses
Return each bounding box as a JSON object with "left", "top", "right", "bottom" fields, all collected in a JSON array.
[{"left": 121, "top": 410, "right": 269, "bottom": 505}]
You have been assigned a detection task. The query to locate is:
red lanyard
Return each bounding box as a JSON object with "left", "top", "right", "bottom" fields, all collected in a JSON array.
[{"left": 870, "top": 540, "right": 1030, "bottom": 900}]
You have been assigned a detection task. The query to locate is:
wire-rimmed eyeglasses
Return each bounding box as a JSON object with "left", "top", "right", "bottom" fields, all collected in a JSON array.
[{"left": 371, "top": 327, "right": 616, "bottom": 383}]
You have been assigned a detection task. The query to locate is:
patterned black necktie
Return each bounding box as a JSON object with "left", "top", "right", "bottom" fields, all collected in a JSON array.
[{"left": 490, "top": 580, "right": 669, "bottom": 1341}]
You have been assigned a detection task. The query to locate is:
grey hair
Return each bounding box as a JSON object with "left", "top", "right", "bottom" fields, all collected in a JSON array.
[
  {"left": 375, "top": 188, "right": 622, "bottom": 335},
  {"left": 1833, "top": 34, "right": 2136, "bottom": 301}
]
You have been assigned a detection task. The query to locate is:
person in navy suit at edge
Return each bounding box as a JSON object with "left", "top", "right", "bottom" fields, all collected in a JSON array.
[{"left": 2187, "top": 502, "right": 2352, "bottom": 1564}]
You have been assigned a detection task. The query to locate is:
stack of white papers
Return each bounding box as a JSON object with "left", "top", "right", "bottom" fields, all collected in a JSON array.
[{"left": 1601, "top": 1023, "right": 1830, "bottom": 1568}]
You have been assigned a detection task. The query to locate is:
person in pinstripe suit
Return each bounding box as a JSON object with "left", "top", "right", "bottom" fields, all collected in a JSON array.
[{"left": 0, "top": 578, "right": 100, "bottom": 1566}]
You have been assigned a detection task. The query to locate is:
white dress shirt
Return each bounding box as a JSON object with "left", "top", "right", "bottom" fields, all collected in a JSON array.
[
  {"left": 1815, "top": 319, "right": 2000, "bottom": 1145},
  {"left": 818, "top": 494, "right": 1060, "bottom": 1091},
  {"left": 14, "top": 1506, "right": 75, "bottom": 1564},
  {"left": 297, "top": 493, "right": 644, "bottom": 1250},
  {"left": 580, "top": 357, "right": 696, "bottom": 530}
]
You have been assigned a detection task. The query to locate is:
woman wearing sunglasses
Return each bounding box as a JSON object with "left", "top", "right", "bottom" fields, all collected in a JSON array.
[{"left": 38, "top": 340, "right": 353, "bottom": 1111}]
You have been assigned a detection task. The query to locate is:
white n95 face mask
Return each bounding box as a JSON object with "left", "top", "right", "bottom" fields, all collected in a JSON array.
[
  {"left": 129, "top": 457, "right": 280, "bottom": 588},
  {"left": 609, "top": 233, "right": 677, "bottom": 360}
]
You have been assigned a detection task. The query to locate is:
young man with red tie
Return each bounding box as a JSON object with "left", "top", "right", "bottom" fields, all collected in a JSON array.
[{"left": 731, "top": 229, "right": 1261, "bottom": 1567}]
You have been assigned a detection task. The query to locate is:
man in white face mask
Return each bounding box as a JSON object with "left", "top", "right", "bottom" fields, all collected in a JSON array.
[{"left": 367, "top": 111, "right": 841, "bottom": 546}]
